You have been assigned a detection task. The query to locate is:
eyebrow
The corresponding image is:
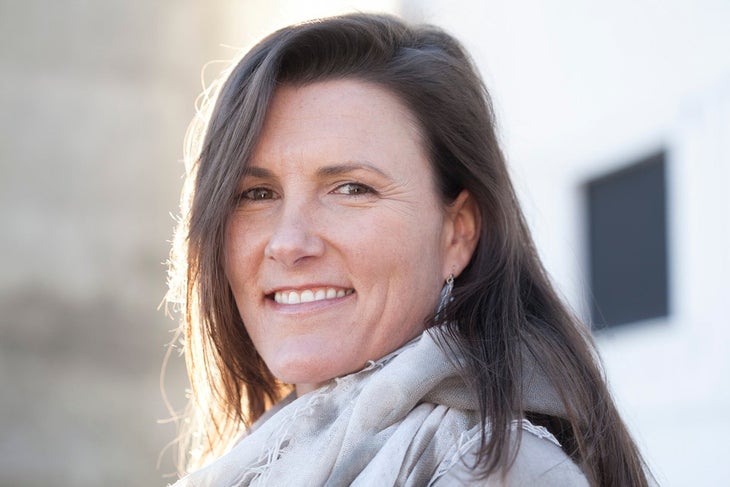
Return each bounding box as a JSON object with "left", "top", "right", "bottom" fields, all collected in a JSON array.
[
  {"left": 242, "top": 166, "right": 274, "bottom": 178},
  {"left": 243, "top": 162, "right": 390, "bottom": 179},
  {"left": 316, "top": 162, "right": 390, "bottom": 179}
]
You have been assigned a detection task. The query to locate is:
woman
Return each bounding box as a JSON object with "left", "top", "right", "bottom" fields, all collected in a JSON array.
[{"left": 167, "top": 13, "right": 652, "bottom": 486}]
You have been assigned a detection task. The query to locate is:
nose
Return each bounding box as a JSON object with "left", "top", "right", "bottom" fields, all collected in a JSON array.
[{"left": 264, "top": 201, "right": 325, "bottom": 267}]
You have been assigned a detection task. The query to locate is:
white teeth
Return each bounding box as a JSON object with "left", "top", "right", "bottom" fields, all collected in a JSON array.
[{"left": 274, "top": 287, "right": 353, "bottom": 305}]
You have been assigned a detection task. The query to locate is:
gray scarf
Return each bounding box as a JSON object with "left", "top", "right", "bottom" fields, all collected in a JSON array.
[{"left": 173, "top": 328, "right": 563, "bottom": 486}]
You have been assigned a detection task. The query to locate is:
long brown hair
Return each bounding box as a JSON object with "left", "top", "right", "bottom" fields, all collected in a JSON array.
[{"left": 167, "top": 13, "right": 651, "bottom": 485}]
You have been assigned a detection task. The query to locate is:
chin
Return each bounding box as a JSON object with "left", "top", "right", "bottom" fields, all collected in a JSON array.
[
  {"left": 264, "top": 339, "right": 359, "bottom": 386},
  {"left": 269, "top": 357, "right": 341, "bottom": 388}
]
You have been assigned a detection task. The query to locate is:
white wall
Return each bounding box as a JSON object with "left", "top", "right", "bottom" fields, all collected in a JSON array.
[{"left": 404, "top": 1, "right": 730, "bottom": 484}]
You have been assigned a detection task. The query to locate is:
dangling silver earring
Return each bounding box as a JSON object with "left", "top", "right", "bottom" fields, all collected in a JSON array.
[{"left": 436, "top": 273, "right": 455, "bottom": 320}]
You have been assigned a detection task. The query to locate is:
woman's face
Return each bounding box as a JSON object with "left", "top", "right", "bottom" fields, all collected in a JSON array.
[{"left": 225, "top": 79, "right": 467, "bottom": 393}]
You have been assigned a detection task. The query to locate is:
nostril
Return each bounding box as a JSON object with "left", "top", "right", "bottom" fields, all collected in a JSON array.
[{"left": 264, "top": 218, "right": 326, "bottom": 266}]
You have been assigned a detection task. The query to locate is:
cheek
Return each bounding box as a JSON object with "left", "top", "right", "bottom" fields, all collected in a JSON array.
[
  {"left": 338, "top": 211, "right": 446, "bottom": 293},
  {"left": 224, "top": 220, "right": 262, "bottom": 293},
  {"left": 224, "top": 226, "right": 242, "bottom": 284}
]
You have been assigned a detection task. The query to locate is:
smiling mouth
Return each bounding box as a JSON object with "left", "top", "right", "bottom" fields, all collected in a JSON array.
[{"left": 272, "top": 287, "right": 355, "bottom": 305}]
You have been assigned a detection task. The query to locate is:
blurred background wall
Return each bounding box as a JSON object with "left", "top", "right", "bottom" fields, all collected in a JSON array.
[
  {"left": 0, "top": 1, "right": 219, "bottom": 485},
  {"left": 1, "top": 1, "right": 728, "bottom": 485}
]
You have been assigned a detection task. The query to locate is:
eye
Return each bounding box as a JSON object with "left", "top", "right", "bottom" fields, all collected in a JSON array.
[
  {"left": 239, "top": 187, "right": 276, "bottom": 201},
  {"left": 332, "top": 182, "right": 373, "bottom": 196}
]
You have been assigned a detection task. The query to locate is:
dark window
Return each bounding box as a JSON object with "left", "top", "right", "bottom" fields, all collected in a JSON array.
[{"left": 586, "top": 152, "right": 669, "bottom": 328}]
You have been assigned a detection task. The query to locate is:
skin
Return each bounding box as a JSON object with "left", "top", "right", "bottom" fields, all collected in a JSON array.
[{"left": 224, "top": 79, "right": 479, "bottom": 395}]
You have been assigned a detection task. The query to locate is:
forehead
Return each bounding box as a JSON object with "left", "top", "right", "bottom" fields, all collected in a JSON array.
[
  {"left": 266, "top": 79, "right": 418, "bottom": 128},
  {"left": 250, "top": 79, "right": 427, "bottom": 167}
]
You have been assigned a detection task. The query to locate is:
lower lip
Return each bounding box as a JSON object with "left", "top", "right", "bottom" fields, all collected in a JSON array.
[{"left": 266, "top": 292, "right": 355, "bottom": 314}]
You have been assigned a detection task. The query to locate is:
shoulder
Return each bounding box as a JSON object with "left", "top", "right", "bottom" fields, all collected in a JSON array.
[{"left": 431, "top": 424, "right": 589, "bottom": 487}]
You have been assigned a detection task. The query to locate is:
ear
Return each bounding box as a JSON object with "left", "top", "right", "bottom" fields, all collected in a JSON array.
[{"left": 443, "top": 189, "right": 481, "bottom": 278}]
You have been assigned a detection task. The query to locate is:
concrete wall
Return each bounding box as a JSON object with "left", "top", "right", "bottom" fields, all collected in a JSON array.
[{"left": 2, "top": 1, "right": 227, "bottom": 485}]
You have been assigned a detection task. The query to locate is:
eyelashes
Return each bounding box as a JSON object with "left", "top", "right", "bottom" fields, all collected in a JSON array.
[
  {"left": 330, "top": 182, "right": 376, "bottom": 196},
  {"left": 236, "top": 182, "right": 378, "bottom": 204},
  {"left": 239, "top": 187, "right": 277, "bottom": 201}
]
